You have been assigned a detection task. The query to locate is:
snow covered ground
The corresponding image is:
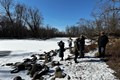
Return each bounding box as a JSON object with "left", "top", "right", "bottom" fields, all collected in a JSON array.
[{"left": 0, "top": 38, "right": 118, "bottom": 80}]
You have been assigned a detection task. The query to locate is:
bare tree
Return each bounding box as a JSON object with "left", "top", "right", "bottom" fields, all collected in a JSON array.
[
  {"left": 92, "top": 0, "right": 120, "bottom": 36},
  {"left": 0, "top": 0, "right": 13, "bottom": 23},
  {"left": 0, "top": 0, "right": 16, "bottom": 37},
  {"left": 65, "top": 25, "right": 80, "bottom": 37},
  {"left": 14, "top": 3, "right": 26, "bottom": 24},
  {"left": 24, "top": 7, "right": 43, "bottom": 38},
  {"left": 14, "top": 3, "right": 27, "bottom": 38}
]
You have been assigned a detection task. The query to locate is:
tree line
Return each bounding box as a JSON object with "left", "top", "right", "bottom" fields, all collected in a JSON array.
[
  {"left": 0, "top": 0, "right": 67, "bottom": 39},
  {"left": 0, "top": 0, "right": 120, "bottom": 39},
  {"left": 65, "top": 0, "right": 120, "bottom": 39}
]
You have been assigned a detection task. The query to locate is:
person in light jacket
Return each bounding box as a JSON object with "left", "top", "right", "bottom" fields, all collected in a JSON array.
[
  {"left": 68, "top": 37, "right": 73, "bottom": 53},
  {"left": 73, "top": 38, "right": 79, "bottom": 63}
]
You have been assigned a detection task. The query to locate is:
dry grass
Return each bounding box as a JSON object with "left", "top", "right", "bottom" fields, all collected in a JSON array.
[
  {"left": 84, "top": 44, "right": 97, "bottom": 53},
  {"left": 106, "top": 38, "right": 120, "bottom": 79},
  {"left": 106, "top": 38, "right": 120, "bottom": 60}
]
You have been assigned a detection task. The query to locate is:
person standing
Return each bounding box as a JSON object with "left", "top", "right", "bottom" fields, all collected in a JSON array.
[
  {"left": 98, "top": 31, "right": 109, "bottom": 58},
  {"left": 58, "top": 40, "right": 65, "bottom": 61},
  {"left": 68, "top": 37, "right": 73, "bottom": 53},
  {"left": 78, "top": 35, "right": 85, "bottom": 58},
  {"left": 73, "top": 38, "right": 79, "bottom": 63}
]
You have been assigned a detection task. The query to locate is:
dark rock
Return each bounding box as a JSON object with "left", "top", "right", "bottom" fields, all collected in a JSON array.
[
  {"left": 11, "top": 63, "right": 25, "bottom": 73},
  {"left": 51, "top": 61, "right": 60, "bottom": 67},
  {"left": 13, "top": 76, "right": 23, "bottom": 80},
  {"left": 32, "top": 65, "right": 49, "bottom": 80},
  {"left": 29, "top": 64, "right": 42, "bottom": 77},
  {"left": 6, "top": 63, "right": 13, "bottom": 66},
  {"left": 44, "top": 52, "right": 51, "bottom": 63},
  {"left": 67, "top": 75, "right": 71, "bottom": 80}
]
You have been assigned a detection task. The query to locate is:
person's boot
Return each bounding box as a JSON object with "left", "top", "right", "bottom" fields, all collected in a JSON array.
[
  {"left": 60, "top": 57, "right": 63, "bottom": 61},
  {"left": 74, "top": 60, "right": 78, "bottom": 63}
]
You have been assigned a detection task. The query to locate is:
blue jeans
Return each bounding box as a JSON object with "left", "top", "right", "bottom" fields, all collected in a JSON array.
[{"left": 98, "top": 46, "right": 105, "bottom": 57}]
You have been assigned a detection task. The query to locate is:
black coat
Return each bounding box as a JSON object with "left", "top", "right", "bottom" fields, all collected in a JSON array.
[
  {"left": 58, "top": 41, "right": 65, "bottom": 57},
  {"left": 78, "top": 36, "right": 85, "bottom": 50},
  {"left": 98, "top": 35, "right": 108, "bottom": 47}
]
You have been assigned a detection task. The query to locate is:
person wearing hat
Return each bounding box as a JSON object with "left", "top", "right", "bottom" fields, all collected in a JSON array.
[{"left": 98, "top": 31, "right": 109, "bottom": 58}]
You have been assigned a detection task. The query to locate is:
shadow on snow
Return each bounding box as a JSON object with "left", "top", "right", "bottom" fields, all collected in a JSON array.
[{"left": 0, "top": 51, "right": 11, "bottom": 57}]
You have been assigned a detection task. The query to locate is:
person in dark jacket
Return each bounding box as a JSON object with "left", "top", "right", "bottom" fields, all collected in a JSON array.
[
  {"left": 78, "top": 35, "right": 85, "bottom": 58},
  {"left": 73, "top": 38, "right": 79, "bottom": 63},
  {"left": 98, "top": 31, "right": 109, "bottom": 58},
  {"left": 58, "top": 40, "right": 65, "bottom": 61}
]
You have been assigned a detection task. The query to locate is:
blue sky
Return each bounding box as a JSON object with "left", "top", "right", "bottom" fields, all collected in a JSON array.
[{"left": 18, "top": 0, "right": 97, "bottom": 31}]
